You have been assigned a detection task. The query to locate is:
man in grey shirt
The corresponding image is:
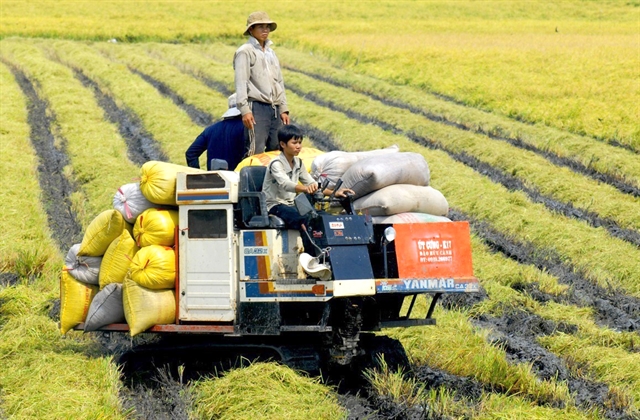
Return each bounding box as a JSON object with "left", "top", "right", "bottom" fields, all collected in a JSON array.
[
  {"left": 263, "top": 125, "right": 353, "bottom": 231},
  {"left": 234, "top": 11, "right": 290, "bottom": 156}
]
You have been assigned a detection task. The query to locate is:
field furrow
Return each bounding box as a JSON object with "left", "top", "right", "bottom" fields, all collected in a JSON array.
[
  {"left": 0, "top": 46, "right": 82, "bottom": 248},
  {"left": 456, "top": 210, "right": 639, "bottom": 333},
  {"left": 0, "top": 61, "right": 59, "bottom": 277},
  {"left": 72, "top": 68, "right": 168, "bottom": 165},
  {"left": 49, "top": 40, "right": 201, "bottom": 165}
]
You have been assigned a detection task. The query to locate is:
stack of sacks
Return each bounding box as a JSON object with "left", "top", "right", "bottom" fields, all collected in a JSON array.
[
  {"left": 310, "top": 147, "right": 449, "bottom": 219},
  {"left": 123, "top": 207, "right": 178, "bottom": 336},
  {"left": 342, "top": 152, "right": 449, "bottom": 217},
  {"left": 310, "top": 145, "right": 399, "bottom": 189},
  {"left": 60, "top": 209, "right": 131, "bottom": 333},
  {"left": 60, "top": 161, "right": 200, "bottom": 335},
  {"left": 120, "top": 161, "right": 195, "bottom": 336}
]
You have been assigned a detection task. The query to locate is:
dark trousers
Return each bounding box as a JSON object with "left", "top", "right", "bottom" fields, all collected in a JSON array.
[
  {"left": 269, "top": 204, "right": 316, "bottom": 255},
  {"left": 245, "top": 101, "right": 282, "bottom": 155}
]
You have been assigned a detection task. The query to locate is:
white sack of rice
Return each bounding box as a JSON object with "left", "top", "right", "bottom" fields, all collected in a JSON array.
[
  {"left": 113, "top": 182, "right": 155, "bottom": 224},
  {"left": 371, "top": 212, "right": 451, "bottom": 225},
  {"left": 342, "top": 153, "right": 430, "bottom": 199},
  {"left": 83, "top": 283, "right": 125, "bottom": 331},
  {"left": 310, "top": 145, "right": 399, "bottom": 188},
  {"left": 353, "top": 184, "right": 448, "bottom": 216}
]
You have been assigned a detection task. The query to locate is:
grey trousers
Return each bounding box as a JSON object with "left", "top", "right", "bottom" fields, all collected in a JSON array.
[{"left": 245, "top": 101, "right": 283, "bottom": 155}]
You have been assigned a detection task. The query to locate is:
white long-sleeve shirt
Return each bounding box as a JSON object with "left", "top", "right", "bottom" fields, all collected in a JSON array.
[{"left": 233, "top": 36, "right": 289, "bottom": 116}]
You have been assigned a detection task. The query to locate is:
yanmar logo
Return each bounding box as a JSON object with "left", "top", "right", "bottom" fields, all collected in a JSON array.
[{"left": 403, "top": 278, "right": 455, "bottom": 289}]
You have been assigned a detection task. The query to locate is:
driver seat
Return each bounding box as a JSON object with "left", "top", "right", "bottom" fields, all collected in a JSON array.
[{"left": 237, "top": 166, "right": 285, "bottom": 229}]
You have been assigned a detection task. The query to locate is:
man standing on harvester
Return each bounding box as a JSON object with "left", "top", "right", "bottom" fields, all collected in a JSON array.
[{"left": 234, "top": 11, "right": 290, "bottom": 156}]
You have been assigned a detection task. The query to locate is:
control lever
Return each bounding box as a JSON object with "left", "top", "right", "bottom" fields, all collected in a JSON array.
[
  {"left": 314, "top": 177, "right": 331, "bottom": 202},
  {"left": 329, "top": 178, "right": 343, "bottom": 201}
]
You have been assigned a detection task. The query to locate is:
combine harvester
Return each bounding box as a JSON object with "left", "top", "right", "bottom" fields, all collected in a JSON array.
[{"left": 75, "top": 164, "right": 479, "bottom": 372}]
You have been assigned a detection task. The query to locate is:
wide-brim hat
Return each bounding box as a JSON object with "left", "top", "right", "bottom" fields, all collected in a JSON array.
[
  {"left": 243, "top": 11, "right": 277, "bottom": 36},
  {"left": 222, "top": 93, "right": 241, "bottom": 119}
]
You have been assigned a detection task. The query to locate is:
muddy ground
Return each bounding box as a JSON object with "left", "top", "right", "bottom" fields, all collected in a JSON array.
[{"left": 6, "top": 53, "right": 639, "bottom": 419}]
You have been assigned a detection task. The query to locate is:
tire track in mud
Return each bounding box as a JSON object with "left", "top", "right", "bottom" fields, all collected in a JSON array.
[
  {"left": 472, "top": 309, "right": 633, "bottom": 419},
  {"left": 284, "top": 66, "right": 640, "bottom": 196},
  {"left": 445, "top": 209, "right": 638, "bottom": 418},
  {"left": 2, "top": 59, "right": 83, "bottom": 253},
  {"left": 68, "top": 67, "right": 168, "bottom": 165},
  {"left": 130, "top": 69, "right": 213, "bottom": 127},
  {"left": 287, "top": 86, "right": 640, "bottom": 249}
]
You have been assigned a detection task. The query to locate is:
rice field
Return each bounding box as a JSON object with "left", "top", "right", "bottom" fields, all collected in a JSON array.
[{"left": 0, "top": 1, "right": 638, "bottom": 419}]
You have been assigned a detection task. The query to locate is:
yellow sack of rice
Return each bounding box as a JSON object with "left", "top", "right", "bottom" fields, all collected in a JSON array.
[
  {"left": 129, "top": 244, "right": 176, "bottom": 289},
  {"left": 60, "top": 270, "right": 99, "bottom": 334},
  {"left": 235, "top": 147, "right": 324, "bottom": 173},
  {"left": 78, "top": 209, "right": 129, "bottom": 256},
  {"left": 99, "top": 229, "right": 139, "bottom": 289},
  {"left": 133, "top": 208, "right": 179, "bottom": 247},
  {"left": 123, "top": 277, "right": 175, "bottom": 336},
  {"left": 139, "top": 160, "right": 204, "bottom": 205}
]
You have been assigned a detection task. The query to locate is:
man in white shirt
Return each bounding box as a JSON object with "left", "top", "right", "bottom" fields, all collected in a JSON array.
[{"left": 234, "top": 11, "right": 290, "bottom": 155}]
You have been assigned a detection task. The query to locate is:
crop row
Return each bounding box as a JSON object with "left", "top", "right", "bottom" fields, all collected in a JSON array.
[
  {"left": 0, "top": 56, "right": 125, "bottom": 418},
  {"left": 0, "top": 61, "right": 58, "bottom": 261},
  {"left": 1, "top": 38, "right": 639, "bottom": 418}
]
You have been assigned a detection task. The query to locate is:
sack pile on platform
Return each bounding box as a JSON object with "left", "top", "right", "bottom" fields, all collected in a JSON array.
[
  {"left": 60, "top": 161, "right": 201, "bottom": 336},
  {"left": 310, "top": 147, "right": 449, "bottom": 220}
]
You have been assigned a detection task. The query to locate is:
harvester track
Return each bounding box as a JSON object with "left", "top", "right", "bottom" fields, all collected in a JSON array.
[{"left": 2, "top": 58, "right": 82, "bottom": 253}]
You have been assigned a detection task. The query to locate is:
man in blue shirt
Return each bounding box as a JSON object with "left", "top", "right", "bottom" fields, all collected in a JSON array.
[{"left": 185, "top": 94, "right": 245, "bottom": 171}]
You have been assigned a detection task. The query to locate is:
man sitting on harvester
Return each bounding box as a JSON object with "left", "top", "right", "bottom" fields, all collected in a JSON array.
[{"left": 263, "top": 124, "right": 353, "bottom": 233}]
